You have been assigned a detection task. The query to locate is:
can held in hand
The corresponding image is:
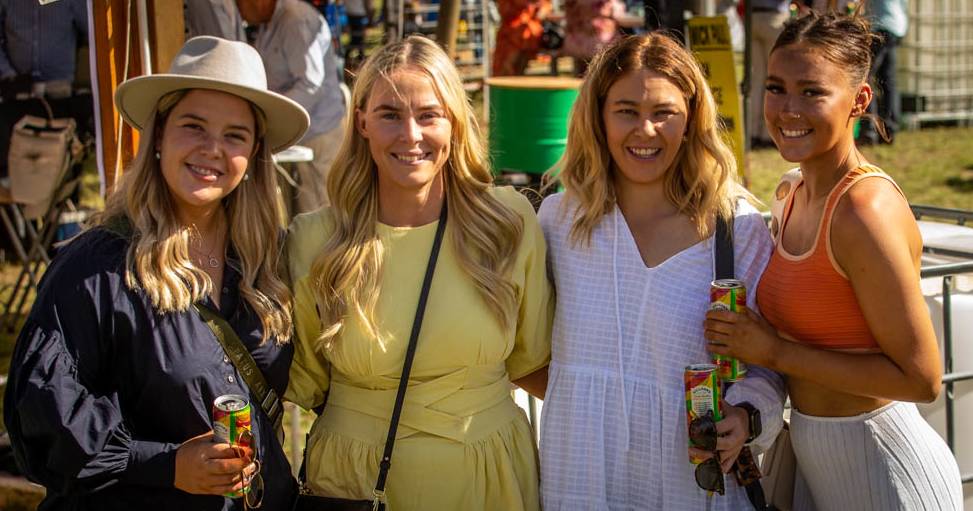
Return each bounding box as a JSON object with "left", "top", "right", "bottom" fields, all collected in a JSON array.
[
  {"left": 212, "top": 394, "right": 252, "bottom": 498},
  {"left": 709, "top": 279, "right": 748, "bottom": 381},
  {"left": 685, "top": 364, "right": 722, "bottom": 462}
]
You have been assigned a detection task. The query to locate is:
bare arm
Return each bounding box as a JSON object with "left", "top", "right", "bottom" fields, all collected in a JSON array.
[
  {"left": 512, "top": 365, "right": 548, "bottom": 399},
  {"left": 705, "top": 178, "right": 941, "bottom": 403}
]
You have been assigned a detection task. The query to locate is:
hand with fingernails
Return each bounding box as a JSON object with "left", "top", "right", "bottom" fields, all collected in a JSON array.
[
  {"left": 688, "top": 402, "right": 752, "bottom": 474},
  {"left": 703, "top": 308, "right": 783, "bottom": 369},
  {"left": 173, "top": 431, "right": 257, "bottom": 496}
]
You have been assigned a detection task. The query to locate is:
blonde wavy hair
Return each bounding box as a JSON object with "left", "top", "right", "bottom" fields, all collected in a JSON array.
[
  {"left": 311, "top": 35, "right": 523, "bottom": 348},
  {"left": 555, "top": 33, "right": 742, "bottom": 246},
  {"left": 96, "top": 90, "right": 292, "bottom": 344}
]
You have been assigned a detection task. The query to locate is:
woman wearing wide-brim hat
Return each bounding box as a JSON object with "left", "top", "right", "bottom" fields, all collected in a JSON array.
[{"left": 3, "top": 36, "right": 309, "bottom": 510}]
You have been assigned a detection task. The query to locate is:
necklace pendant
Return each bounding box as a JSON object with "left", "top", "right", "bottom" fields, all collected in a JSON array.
[{"left": 208, "top": 256, "right": 220, "bottom": 268}]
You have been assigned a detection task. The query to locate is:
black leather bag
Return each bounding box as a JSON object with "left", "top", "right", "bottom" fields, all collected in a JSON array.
[{"left": 292, "top": 203, "right": 447, "bottom": 511}]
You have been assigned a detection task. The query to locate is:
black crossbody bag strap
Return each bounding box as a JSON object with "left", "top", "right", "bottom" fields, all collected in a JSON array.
[
  {"left": 99, "top": 215, "right": 284, "bottom": 430},
  {"left": 296, "top": 201, "right": 448, "bottom": 511},
  {"left": 715, "top": 214, "right": 771, "bottom": 511},
  {"left": 714, "top": 214, "right": 734, "bottom": 281},
  {"left": 373, "top": 201, "right": 448, "bottom": 499},
  {"left": 197, "top": 304, "right": 284, "bottom": 431}
]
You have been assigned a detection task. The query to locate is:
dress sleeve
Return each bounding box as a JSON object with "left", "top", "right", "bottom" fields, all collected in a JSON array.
[
  {"left": 723, "top": 207, "right": 787, "bottom": 453},
  {"left": 284, "top": 214, "right": 331, "bottom": 410},
  {"left": 505, "top": 192, "right": 554, "bottom": 380},
  {"left": 4, "top": 265, "right": 179, "bottom": 495}
]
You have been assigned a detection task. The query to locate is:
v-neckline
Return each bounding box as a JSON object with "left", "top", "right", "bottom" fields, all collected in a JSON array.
[{"left": 613, "top": 207, "right": 710, "bottom": 271}]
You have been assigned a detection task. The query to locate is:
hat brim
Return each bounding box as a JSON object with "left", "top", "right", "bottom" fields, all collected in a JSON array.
[{"left": 114, "top": 74, "right": 310, "bottom": 154}]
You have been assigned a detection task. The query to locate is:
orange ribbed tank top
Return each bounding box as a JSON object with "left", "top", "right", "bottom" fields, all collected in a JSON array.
[{"left": 757, "top": 166, "right": 901, "bottom": 352}]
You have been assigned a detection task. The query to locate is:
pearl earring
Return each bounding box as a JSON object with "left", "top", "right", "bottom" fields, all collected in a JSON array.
[
  {"left": 243, "top": 173, "right": 250, "bottom": 181},
  {"left": 154, "top": 151, "right": 160, "bottom": 160}
]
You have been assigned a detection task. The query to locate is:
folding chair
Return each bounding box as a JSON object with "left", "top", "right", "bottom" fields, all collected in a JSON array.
[{"left": 0, "top": 106, "right": 84, "bottom": 332}]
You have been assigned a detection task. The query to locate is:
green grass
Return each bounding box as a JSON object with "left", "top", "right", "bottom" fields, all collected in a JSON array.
[{"left": 746, "top": 127, "right": 973, "bottom": 210}]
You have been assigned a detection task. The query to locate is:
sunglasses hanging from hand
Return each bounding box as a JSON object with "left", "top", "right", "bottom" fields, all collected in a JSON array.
[
  {"left": 232, "top": 429, "right": 265, "bottom": 510},
  {"left": 689, "top": 411, "right": 725, "bottom": 495}
]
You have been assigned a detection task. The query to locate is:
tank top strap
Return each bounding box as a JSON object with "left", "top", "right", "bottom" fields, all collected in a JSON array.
[
  {"left": 822, "top": 166, "right": 899, "bottom": 237},
  {"left": 816, "top": 165, "right": 904, "bottom": 274}
]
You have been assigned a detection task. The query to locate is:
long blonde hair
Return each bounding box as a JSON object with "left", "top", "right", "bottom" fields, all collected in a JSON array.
[
  {"left": 97, "top": 90, "right": 292, "bottom": 344},
  {"left": 311, "top": 35, "right": 522, "bottom": 348},
  {"left": 555, "top": 33, "right": 740, "bottom": 246}
]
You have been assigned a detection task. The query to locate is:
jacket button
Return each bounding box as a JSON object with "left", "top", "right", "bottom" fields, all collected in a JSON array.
[{"left": 227, "top": 375, "right": 235, "bottom": 383}]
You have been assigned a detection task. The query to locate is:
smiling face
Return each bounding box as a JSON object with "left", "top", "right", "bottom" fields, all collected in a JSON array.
[
  {"left": 764, "top": 42, "right": 869, "bottom": 166},
  {"left": 356, "top": 67, "right": 453, "bottom": 197},
  {"left": 157, "top": 89, "right": 256, "bottom": 220},
  {"left": 602, "top": 69, "right": 689, "bottom": 190}
]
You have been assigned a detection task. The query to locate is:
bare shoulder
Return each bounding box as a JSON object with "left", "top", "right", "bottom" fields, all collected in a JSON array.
[{"left": 831, "top": 175, "right": 921, "bottom": 271}]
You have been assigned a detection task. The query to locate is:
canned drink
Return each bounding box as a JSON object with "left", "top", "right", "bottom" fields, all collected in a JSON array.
[
  {"left": 710, "top": 279, "right": 748, "bottom": 381},
  {"left": 213, "top": 394, "right": 252, "bottom": 498},
  {"left": 685, "top": 364, "right": 722, "bottom": 462}
]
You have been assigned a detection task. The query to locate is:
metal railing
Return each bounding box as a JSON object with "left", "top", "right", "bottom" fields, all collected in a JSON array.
[
  {"left": 914, "top": 204, "right": 973, "bottom": 485},
  {"left": 921, "top": 261, "right": 973, "bottom": 485},
  {"left": 913, "top": 204, "right": 972, "bottom": 226}
]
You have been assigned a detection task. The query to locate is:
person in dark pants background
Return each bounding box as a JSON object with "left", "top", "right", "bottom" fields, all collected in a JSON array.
[
  {"left": 858, "top": 0, "right": 907, "bottom": 145},
  {"left": 0, "top": 0, "right": 92, "bottom": 178}
]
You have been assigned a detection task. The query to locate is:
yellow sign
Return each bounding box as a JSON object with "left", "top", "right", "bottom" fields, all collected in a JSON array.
[{"left": 687, "top": 16, "right": 745, "bottom": 179}]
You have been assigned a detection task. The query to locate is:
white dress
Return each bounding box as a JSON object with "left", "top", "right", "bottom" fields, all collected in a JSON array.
[{"left": 538, "top": 193, "right": 786, "bottom": 511}]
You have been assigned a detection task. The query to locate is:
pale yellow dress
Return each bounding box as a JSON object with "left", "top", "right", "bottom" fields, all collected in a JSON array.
[{"left": 286, "top": 187, "right": 553, "bottom": 511}]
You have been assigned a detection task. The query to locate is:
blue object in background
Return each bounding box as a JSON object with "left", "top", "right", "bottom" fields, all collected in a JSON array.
[
  {"left": 55, "top": 221, "right": 82, "bottom": 242},
  {"left": 325, "top": 2, "right": 348, "bottom": 31}
]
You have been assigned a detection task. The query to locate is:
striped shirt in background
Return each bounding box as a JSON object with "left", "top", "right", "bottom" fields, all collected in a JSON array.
[{"left": 0, "top": 0, "right": 89, "bottom": 82}]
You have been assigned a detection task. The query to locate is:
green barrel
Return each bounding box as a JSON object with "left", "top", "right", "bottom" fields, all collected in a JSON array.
[{"left": 487, "top": 76, "right": 582, "bottom": 175}]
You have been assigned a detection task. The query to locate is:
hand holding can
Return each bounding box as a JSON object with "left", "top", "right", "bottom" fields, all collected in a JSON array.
[{"left": 173, "top": 431, "right": 254, "bottom": 496}]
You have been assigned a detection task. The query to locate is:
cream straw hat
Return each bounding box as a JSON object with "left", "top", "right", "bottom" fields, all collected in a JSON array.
[{"left": 115, "top": 36, "right": 310, "bottom": 153}]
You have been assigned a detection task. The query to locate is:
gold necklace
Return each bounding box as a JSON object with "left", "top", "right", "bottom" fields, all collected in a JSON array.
[
  {"left": 189, "top": 226, "right": 225, "bottom": 269},
  {"left": 190, "top": 245, "right": 222, "bottom": 269}
]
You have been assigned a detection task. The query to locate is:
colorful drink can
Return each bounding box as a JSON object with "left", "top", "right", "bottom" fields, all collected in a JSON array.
[
  {"left": 212, "top": 394, "right": 252, "bottom": 498},
  {"left": 709, "top": 279, "right": 748, "bottom": 381},
  {"left": 710, "top": 279, "right": 746, "bottom": 313},
  {"left": 685, "top": 364, "right": 722, "bottom": 462}
]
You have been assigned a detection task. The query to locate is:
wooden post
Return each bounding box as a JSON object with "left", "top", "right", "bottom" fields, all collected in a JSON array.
[
  {"left": 90, "top": 0, "right": 184, "bottom": 195},
  {"left": 92, "top": 0, "right": 141, "bottom": 194},
  {"left": 435, "top": 0, "right": 462, "bottom": 58},
  {"left": 147, "top": 0, "right": 185, "bottom": 73}
]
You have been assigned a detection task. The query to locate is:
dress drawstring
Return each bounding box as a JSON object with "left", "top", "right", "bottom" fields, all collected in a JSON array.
[{"left": 611, "top": 209, "right": 654, "bottom": 453}]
